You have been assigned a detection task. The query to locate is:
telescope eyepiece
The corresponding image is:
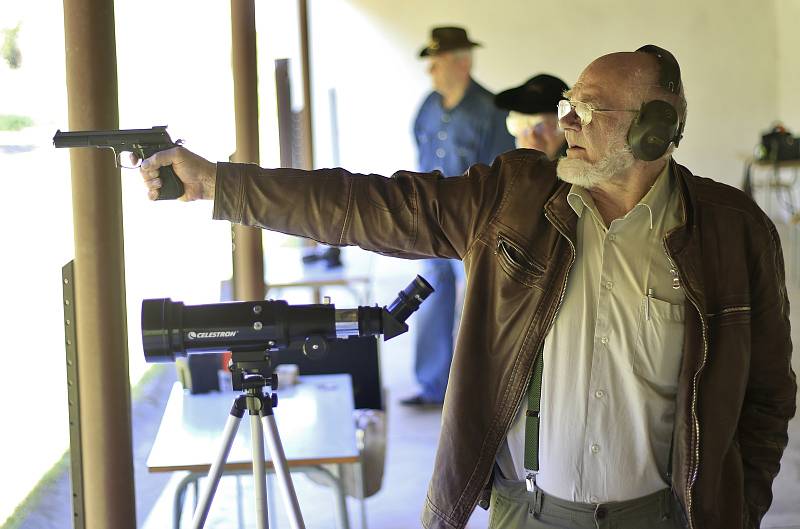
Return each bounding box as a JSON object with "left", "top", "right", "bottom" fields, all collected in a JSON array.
[{"left": 387, "top": 275, "right": 434, "bottom": 323}]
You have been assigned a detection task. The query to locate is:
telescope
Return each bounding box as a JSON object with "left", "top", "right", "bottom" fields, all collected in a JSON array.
[
  {"left": 140, "top": 275, "right": 433, "bottom": 529},
  {"left": 141, "top": 275, "right": 433, "bottom": 363}
]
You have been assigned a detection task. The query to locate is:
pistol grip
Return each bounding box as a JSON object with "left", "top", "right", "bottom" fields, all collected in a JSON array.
[{"left": 156, "top": 164, "right": 185, "bottom": 200}]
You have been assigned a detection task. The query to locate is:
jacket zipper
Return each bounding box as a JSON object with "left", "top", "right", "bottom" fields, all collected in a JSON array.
[
  {"left": 542, "top": 212, "right": 577, "bottom": 335},
  {"left": 501, "top": 213, "right": 576, "bottom": 485},
  {"left": 707, "top": 305, "right": 751, "bottom": 318},
  {"left": 527, "top": 211, "right": 577, "bottom": 415},
  {"left": 663, "top": 239, "right": 708, "bottom": 529},
  {"left": 496, "top": 235, "right": 546, "bottom": 274}
]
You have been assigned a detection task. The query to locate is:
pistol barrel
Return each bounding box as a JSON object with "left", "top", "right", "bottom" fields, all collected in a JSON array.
[{"left": 52, "top": 126, "right": 171, "bottom": 149}]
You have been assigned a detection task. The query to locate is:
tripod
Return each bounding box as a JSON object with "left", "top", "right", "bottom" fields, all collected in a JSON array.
[{"left": 189, "top": 350, "right": 306, "bottom": 529}]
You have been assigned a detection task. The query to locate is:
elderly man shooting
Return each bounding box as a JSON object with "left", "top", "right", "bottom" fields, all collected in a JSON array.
[{"left": 140, "top": 46, "right": 796, "bottom": 529}]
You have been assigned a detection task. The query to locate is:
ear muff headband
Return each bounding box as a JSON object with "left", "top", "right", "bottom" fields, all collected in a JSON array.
[{"left": 627, "top": 45, "right": 683, "bottom": 161}]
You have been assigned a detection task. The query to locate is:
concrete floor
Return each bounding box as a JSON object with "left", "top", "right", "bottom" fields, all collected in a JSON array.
[{"left": 8, "top": 246, "right": 800, "bottom": 529}]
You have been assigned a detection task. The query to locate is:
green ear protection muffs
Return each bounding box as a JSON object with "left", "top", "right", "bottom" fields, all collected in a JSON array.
[{"left": 627, "top": 45, "right": 684, "bottom": 161}]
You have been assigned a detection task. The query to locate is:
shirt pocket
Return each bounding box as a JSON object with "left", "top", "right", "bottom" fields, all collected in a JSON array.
[{"left": 633, "top": 295, "right": 685, "bottom": 388}]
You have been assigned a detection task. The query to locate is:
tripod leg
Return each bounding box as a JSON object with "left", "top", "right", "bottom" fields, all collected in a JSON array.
[
  {"left": 262, "top": 413, "right": 307, "bottom": 529},
  {"left": 191, "top": 406, "right": 243, "bottom": 529},
  {"left": 250, "top": 413, "right": 270, "bottom": 529}
]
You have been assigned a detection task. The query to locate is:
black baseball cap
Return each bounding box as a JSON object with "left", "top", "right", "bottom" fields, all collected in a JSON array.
[
  {"left": 419, "top": 26, "right": 481, "bottom": 58},
  {"left": 495, "top": 74, "right": 569, "bottom": 115}
]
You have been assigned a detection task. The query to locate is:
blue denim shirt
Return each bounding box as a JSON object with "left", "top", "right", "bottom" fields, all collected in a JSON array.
[{"left": 414, "top": 78, "right": 515, "bottom": 176}]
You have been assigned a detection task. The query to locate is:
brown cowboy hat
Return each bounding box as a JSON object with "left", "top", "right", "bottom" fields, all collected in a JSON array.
[{"left": 419, "top": 26, "right": 482, "bottom": 57}]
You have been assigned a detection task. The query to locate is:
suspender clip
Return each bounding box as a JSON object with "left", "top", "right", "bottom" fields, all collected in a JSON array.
[{"left": 525, "top": 470, "right": 538, "bottom": 493}]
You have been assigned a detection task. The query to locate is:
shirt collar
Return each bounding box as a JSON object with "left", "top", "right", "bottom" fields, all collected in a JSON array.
[
  {"left": 567, "top": 160, "right": 672, "bottom": 230},
  {"left": 435, "top": 78, "right": 478, "bottom": 112}
]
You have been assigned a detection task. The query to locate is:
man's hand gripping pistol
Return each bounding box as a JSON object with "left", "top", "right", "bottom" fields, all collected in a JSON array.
[{"left": 53, "top": 125, "right": 184, "bottom": 200}]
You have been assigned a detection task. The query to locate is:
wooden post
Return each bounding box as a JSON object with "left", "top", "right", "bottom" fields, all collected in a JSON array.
[
  {"left": 61, "top": 0, "right": 136, "bottom": 526},
  {"left": 230, "top": 0, "right": 266, "bottom": 301}
]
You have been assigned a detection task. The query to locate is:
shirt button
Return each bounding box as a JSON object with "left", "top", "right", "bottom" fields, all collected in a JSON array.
[
  {"left": 608, "top": 234, "right": 616, "bottom": 241},
  {"left": 437, "top": 130, "right": 448, "bottom": 140},
  {"left": 604, "top": 281, "right": 613, "bottom": 290},
  {"left": 590, "top": 444, "right": 600, "bottom": 454},
  {"left": 600, "top": 336, "right": 609, "bottom": 345},
  {"left": 441, "top": 114, "right": 451, "bottom": 123},
  {"left": 436, "top": 148, "right": 446, "bottom": 158},
  {"left": 595, "top": 390, "right": 605, "bottom": 399}
]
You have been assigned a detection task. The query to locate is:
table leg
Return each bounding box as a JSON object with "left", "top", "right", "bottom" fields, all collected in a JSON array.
[
  {"left": 352, "top": 459, "right": 368, "bottom": 529},
  {"left": 310, "top": 465, "right": 350, "bottom": 529},
  {"left": 173, "top": 473, "right": 200, "bottom": 529}
]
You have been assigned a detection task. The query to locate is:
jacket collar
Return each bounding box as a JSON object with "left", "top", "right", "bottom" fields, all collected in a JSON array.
[
  {"left": 665, "top": 159, "right": 707, "bottom": 312},
  {"left": 543, "top": 158, "right": 707, "bottom": 312}
]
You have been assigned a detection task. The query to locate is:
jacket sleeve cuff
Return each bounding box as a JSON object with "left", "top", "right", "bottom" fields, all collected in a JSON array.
[{"left": 213, "top": 162, "right": 247, "bottom": 224}]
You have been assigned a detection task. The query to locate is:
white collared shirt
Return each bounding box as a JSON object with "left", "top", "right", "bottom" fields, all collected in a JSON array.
[{"left": 496, "top": 162, "right": 686, "bottom": 503}]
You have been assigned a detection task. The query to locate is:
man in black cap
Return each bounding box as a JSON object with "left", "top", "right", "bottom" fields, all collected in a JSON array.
[
  {"left": 495, "top": 74, "right": 569, "bottom": 160},
  {"left": 404, "top": 26, "right": 515, "bottom": 407}
]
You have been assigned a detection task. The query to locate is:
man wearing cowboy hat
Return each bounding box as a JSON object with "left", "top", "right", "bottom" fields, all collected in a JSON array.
[{"left": 404, "top": 26, "right": 515, "bottom": 407}]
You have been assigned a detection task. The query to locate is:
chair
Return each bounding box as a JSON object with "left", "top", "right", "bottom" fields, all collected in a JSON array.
[{"left": 273, "top": 336, "right": 387, "bottom": 500}]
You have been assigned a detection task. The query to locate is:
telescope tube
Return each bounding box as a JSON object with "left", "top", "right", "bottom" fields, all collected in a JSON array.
[{"left": 142, "top": 275, "right": 433, "bottom": 362}]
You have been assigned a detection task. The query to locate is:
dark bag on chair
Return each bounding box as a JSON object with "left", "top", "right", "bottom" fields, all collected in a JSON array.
[{"left": 757, "top": 124, "right": 800, "bottom": 162}]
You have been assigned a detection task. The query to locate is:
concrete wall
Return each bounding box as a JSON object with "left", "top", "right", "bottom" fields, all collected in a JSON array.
[
  {"left": 305, "top": 0, "right": 787, "bottom": 188},
  {"left": 776, "top": 0, "right": 800, "bottom": 132}
]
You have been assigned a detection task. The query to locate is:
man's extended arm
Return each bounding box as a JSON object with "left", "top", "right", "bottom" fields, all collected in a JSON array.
[
  {"left": 740, "top": 221, "right": 797, "bottom": 525},
  {"left": 211, "top": 161, "right": 504, "bottom": 260},
  {"left": 140, "top": 146, "right": 509, "bottom": 261}
]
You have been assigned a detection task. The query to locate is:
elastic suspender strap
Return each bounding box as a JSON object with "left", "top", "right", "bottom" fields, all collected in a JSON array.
[{"left": 524, "top": 350, "right": 544, "bottom": 472}]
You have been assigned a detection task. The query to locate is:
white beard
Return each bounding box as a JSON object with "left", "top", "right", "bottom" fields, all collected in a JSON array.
[{"left": 556, "top": 143, "right": 635, "bottom": 189}]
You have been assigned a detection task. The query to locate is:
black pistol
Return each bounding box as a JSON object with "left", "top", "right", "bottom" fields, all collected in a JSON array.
[{"left": 53, "top": 125, "right": 184, "bottom": 200}]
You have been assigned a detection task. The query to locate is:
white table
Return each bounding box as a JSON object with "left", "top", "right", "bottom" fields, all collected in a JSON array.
[{"left": 147, "top": 373, "right": 363, "bottom": 528}]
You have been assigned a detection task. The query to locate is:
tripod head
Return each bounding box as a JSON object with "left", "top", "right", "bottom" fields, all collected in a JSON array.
[{"left": 141, "top": 275, "right": 433, "bottom": 365}]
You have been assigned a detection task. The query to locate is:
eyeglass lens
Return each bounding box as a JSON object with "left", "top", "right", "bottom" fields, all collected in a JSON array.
[{"left": 557, "top": 100, "right": 592, "bottom": 125}]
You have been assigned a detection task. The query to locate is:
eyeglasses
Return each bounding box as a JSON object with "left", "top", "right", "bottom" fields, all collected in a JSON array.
[
  {"left": 505, "top": 112, "right": 549, "bottom": 137},
  {"left": 557, "top": 99, "right": 638, "bottom": 126}
]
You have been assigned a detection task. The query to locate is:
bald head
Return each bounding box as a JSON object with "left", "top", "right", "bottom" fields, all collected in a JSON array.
[
  {"left": 577, "top": 53, "right": 660, "bottom": 106},
  {"left": 576, "top": 51, "right": 687, "bottom": 127}
]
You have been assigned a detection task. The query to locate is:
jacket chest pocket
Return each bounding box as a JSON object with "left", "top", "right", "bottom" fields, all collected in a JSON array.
[
  {"left": 495, "top": 234, "right": 546, "bottom": 288},
  {"left": 633, "top": 296, "right": 685, "bottom": 388}
]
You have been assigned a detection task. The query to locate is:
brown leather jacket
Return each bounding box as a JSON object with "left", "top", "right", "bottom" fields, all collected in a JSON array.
[{"left": 213, "top": 151, "right": 796, "bottom": 529}]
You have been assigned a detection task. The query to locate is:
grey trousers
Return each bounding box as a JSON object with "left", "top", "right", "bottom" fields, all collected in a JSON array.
[{"left": 488, "top": 472, "right": 686, "bottom": 529}]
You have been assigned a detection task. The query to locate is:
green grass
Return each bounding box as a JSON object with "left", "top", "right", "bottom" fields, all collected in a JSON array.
[
  {"left": 0, "top": 452, "right": 69, "bottom": 529},
  {"left": 0, "top": 115, "right": 33, "bottom": 131}
]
